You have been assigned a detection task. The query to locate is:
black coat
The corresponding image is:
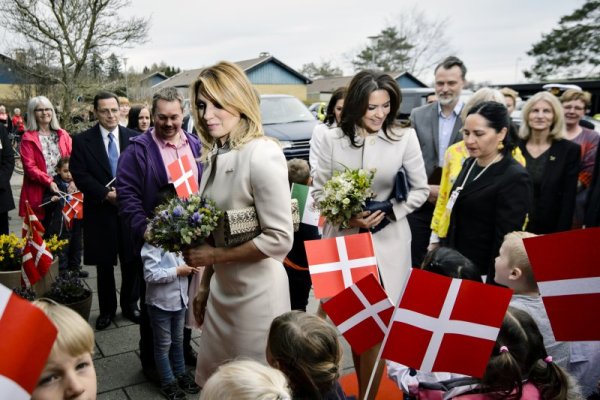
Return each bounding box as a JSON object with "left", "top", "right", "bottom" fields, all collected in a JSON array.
[
  {"left": 584, "top": 144, "right": 600, "bottom": 227},
  {"left": 518, "top": 139, "right": 580, "bottom": 234},
  {"left": 0, "top": 125, "right": 15, "bottom": 213},
  {"left": 446, "top": 156, "right": 532, "bottom": 279},
  {"left": 70, "top": 124, "right": 138, "bottom": 265}
]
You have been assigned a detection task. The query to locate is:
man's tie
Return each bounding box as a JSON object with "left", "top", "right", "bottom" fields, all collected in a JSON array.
[{"left": 108, "top": 132, "right": 119, "bottom": 177}]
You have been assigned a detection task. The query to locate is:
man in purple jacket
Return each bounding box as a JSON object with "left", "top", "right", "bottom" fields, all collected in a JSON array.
[{"left": 116, "top": 87, "right": 202, "bottom": 381}]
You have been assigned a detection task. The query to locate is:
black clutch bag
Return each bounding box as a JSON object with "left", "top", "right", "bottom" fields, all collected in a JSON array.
[
  {"left": 394, "top": 167, "right": 411, "bottom": 202},
  {"left": 223, "top": 199, "right": 299, "bottom": 247}
]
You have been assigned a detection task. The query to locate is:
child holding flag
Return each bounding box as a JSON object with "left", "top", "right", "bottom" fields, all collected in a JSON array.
[
  {"left": 285, "top": 158, "right": 320, "bottom": 311},
  {"left": 41, "top": 158, "right": 86, "bottom": 277}
]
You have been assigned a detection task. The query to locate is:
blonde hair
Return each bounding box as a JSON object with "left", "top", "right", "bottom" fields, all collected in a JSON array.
[
  {"left": 200, "top": 359, "right": 291, "bottom": 400},
  {"left": 32, "top": 300, "right": 94, "bottom": 358},
  {"left": 519, "top": 92, "right": 566, "bottom": 141},
  {"left": 268, "top": 311, "right": 342, "bottom": 399},
  {"left": 560, "top": 89, "right": 591, "bottom": 107},
  {"left": 500, "top": 87, "right": 519, "bottom": 104},
  {"left": 501, "top": 232, "right": 538, "bottom": 289},
  {"left": 460, "top": 87, "right": 505, "bottom": 122},
  {"left": 118, "top": 96, "right": 130, "bottom": 106},
  {"left": 190, "top": 61, "right": 264, "bottom": 159}
]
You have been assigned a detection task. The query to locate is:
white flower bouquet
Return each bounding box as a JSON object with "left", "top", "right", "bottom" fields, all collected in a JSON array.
[{"left": 317, "top": 168, "right": 376, "bottom": 229}]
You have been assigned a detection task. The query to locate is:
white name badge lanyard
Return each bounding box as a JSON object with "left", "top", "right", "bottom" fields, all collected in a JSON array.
[{"left": 446, "top": 154, "right": 502, "bottom": 211}]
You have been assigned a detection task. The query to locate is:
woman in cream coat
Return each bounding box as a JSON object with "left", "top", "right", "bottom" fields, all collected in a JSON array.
[
  {"left": 183, "top": 61, "right": 293, "bottom": 386},
  {"left": 313, "top": 70, "right": 429, "bottom": 400}
]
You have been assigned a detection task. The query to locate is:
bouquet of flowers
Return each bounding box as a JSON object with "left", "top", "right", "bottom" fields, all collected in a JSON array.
[
  {"left": 317, "top": 167, "right": 376, "bottom": 229},
  {"left": 145, "top": 194, "right": 222, "bottom": 252},
  {"left": 0, "top": 233, "right": 26, "bottom": 272}
]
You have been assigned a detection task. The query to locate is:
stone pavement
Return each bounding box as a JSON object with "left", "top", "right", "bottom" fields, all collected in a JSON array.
[{"left": 8, "top": 172, "right": 355, "bottom": 399}]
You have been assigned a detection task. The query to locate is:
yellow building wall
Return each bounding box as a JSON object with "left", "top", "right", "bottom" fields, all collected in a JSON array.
[
  {"left": 253, "top": 84, "right": 307, "bottom": 102},
  {"left": 0, "top": 84, "right": 20, "bottom": 102}
]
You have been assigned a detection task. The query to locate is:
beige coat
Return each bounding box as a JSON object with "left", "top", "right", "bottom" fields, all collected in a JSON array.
[
  {"left": 195, "top": 137, "right": 293, "bottom": 385},
  {"left": 313, "top": 127, "right": 429, "bottom": 302}
]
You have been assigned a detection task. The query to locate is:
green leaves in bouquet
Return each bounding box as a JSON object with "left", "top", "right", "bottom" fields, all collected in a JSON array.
[
  {"left": 147, "top": 194, "right": 222, "bottom": 253},
  {"left": 317, "top": 168, "right": 376, "bottom": 229}
]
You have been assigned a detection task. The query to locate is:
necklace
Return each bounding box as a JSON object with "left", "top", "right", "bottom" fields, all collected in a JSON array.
[{"left": 446, "top": 153, "right": 502, "bottom": 212}]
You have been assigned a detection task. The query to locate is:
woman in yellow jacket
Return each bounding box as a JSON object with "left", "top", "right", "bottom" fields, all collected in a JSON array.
[{"left": 429, "top": 88, "right": 525, "bottom": 247}]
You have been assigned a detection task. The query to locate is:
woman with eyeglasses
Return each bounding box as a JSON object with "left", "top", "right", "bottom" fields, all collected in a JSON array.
[{"left": 19, "top": 96, "right": 73, "bottom": 222}]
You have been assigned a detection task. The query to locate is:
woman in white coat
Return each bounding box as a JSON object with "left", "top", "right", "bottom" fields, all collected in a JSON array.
[
  {"left": 183, "top": 61, "right": 293, "bottom": 386},
  {"left": 313, "top": 70, "right": 429, "bottom": 399}
]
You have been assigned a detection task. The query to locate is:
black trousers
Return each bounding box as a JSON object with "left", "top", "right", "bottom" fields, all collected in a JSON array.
[
  {"left": 96, "top": 255, "right": 141, "bottom": 317},
  {"left": 407, "top": 201, "right": 435, "bottom": 268},
  {"left": 0, "top": 212, "right": 8, "bottom": 235}
]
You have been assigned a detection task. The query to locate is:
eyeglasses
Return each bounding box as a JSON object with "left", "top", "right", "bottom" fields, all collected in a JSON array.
[
  {"left": 97, "top": 108, "right": 120, "bottom": 116},
  {"left": 35, "top": 108, "right": 52, "bottom": 113}
]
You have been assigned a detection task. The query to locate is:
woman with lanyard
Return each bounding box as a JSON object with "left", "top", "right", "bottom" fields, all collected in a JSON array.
[{"left": 444, "top": 101, "right": 531, "bottom": 284}]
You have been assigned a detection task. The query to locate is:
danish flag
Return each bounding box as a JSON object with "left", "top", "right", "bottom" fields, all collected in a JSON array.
[
  {"left": 22, "top": 201, "right": 44, "bottom": 238},
  {"left": 323, "top": 274, "right": 394, "bottom": 354},
  {"left": 0, "top": 284, "right": 58, "bottom": 400},
  {"left": 382, "top": 269, "right": 512, "bottom": 378},
  {"left": 305, "top": 232, "right": 379, "bottom": 299},
  {"left": 21, "top": 230, "right": 53, "bottom": 287},
  {"left": 524, "top": 228, "right": 600, "bottom": 341},
  {"left": 62, "top": 192, "right": 84, "bottom": 228},
  {"left": 167, "top": 155, "right": 198, "bottom": 199}
]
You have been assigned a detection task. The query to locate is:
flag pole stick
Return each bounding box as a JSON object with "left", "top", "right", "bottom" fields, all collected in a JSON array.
[
  {"left": 105, "top": 177, "right": 116, "bottom": 187},
  {"left": 363, "top": 268, "right": 414, "bottom": 400}
]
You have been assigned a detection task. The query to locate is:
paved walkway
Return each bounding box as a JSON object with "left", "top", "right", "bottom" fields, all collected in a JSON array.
[{"left": 8, "top": 172, "right": 355, "bottom": 399}]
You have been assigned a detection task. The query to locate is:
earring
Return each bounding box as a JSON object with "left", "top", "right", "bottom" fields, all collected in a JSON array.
[{"left": 497, "top": 142, "right": 504, "bottom": 150}]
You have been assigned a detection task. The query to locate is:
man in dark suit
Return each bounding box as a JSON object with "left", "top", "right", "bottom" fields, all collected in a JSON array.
[
  {"left": 70, "top": 92, "right": 141, "bottom": 330},
  {"left": 0, "top": 123, "right": 15, "bottom": 234},
  {"left": 408, "top": 56, "right": 467, "bottom": 266}
]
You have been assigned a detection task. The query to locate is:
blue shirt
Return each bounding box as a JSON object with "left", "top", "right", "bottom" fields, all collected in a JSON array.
[
  {"left": 141, "top": 243, "right": 189, "bottom": 312},
  {"left": 437, "top": 101, "right": 463, "bottom": 166}
]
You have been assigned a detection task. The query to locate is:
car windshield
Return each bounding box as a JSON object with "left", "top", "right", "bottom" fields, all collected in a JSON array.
[{"left": 261, "top": 97, "right": 314, "bottom": 124}]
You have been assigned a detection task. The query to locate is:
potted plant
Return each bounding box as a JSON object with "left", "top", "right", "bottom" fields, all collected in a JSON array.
[
  {"left": 13, "top": 286, "right": 36, "bottom": 301},
  {"left": 0, "top": 234, "right": 26, "bottom": 290},
  {"left": 33, "top": 235, "right": 68, "bottom": 295},
  {"left": 45, "top": 271, "right": 92, "bottom": 321}
]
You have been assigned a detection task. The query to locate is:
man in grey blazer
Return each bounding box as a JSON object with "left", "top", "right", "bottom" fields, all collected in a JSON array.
[{"left": 408, "top": 56, "right": 467, "bottom": 266}]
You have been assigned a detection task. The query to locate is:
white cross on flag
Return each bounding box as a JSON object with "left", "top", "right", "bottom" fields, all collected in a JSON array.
[
  {"left": 524, "top": 228, "right": 600, "bottom": 341},
  {"left": 382, "top": 268, "right": 512, "bottom": 378},
  {"left": 22, "top": 230, "right": 53, "bottom": 287},
  {"left": 62, "top": 192, "right": 84, "bottom": 228},
  {"left": 305, "top": 232, "right": 379, "bottom": 299},
  {"left": 167, "top": 155, "right": 198, "bottom": 199},
  {"left": 323, "top": 274, "right": 394, "bottom": 354},
  {"left": 0, "top": 284, "right": 58, "bottom": 399},
  {"left": 21, "top": 201, "right": 44, "bottom": 239}
]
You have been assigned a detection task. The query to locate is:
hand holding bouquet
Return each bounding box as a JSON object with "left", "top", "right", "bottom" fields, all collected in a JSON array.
[
  {"left": 317, "top": 168, "right": 375, "bottom": 229},
  {"left": 145, "top": 194, "right": 222, "bottom": 252}
]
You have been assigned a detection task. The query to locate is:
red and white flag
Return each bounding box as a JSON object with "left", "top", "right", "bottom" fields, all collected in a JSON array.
[
  {"left": 21, "top": 230, "right": 53, "bottom": 287},
  {"left": 382, "top": 269, "right": 512, "bottom": 378},
  {"left": 524, "top": 228, "right": 600, "bottom": 341},
  {"left": 62, "top": 192, "right": 84, "bottom": 228},
  {"left": 0, "top": 284, "right": 58, "bottom": 399},
  {"left": 305, "top": 232, "right": 379, "bottom": 299},
  {"left": 22, "top": 201, "right": 44, "bottom": 238},
  {"left": 167, "top": 155, "right": 198, "bottom": 199},
  {"left": 323, "top": 274, "right": 394, "bottom": 354}
]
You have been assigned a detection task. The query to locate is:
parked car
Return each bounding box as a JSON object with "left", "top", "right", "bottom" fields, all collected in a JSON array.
[
  {"left": 182, "top": 94, "right": 318, "bottom": 160},
  {"left": 260, "top": 94, "right": 318, "bottom": 160}
]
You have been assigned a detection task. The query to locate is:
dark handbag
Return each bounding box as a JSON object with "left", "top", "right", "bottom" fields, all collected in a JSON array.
[
  {"left": 223, "top": 199, "right": 300, "bottom": 247},
  {"left": 394, "top": 167, "right": 411, "bottom": 202}
]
